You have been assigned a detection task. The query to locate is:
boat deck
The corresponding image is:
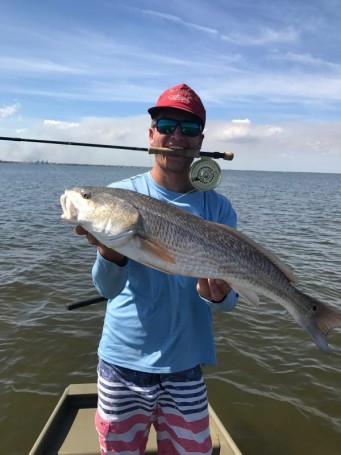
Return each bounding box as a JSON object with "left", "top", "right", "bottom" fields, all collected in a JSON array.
[{"left": 29, "top": 384, "right": 241, "bottom": 455}]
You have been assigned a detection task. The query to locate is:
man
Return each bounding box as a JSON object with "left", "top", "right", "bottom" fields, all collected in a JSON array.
[{"left": 76, "top": 83, "right": 238, "bottom": 454}]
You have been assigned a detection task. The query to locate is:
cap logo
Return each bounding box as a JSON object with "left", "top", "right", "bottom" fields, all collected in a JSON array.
[{"left": 168, "top": 87, "right": 193, "bottom": 104}]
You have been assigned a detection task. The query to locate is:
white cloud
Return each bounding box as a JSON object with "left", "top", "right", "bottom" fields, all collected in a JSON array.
[
  {"left": 221, "top": 26, "right": 299, "bottom": 46},
  {"left": 205, "top": 119, "right": 341, "bottom": 173},
  {"left": 136, "top": 9, "right": 219, "bottom": 36},
  {"left": 0, "top": 115, "right": 151, "bottom": 166},
  {"left": 0, "top": 57, "right": 87, "bottom": 74},
  {"left": 0, "top": 102, "right": 20, "bottom": 118},
  {"left": 208, "top": 119, "right": 283, "bottom": 143},
  {"left": 0, "top": 1, "right": 340, "bottom": 174},
  {"left": 44, "top": 120, "right": 80, "bottom": 129},
  {"left": 232, "top": 119, "right": 251, "bottom": 124},
  {"left": 1, "top": 115, "right": 340, "bottom": 173},
  {"left": 269, "top": 51, "right": 341, "bottom": 70}
]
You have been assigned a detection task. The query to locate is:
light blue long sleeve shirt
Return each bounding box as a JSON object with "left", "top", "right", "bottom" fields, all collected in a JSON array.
[{"left": 94, "top": 172, "right": 237, "bottom": 373}]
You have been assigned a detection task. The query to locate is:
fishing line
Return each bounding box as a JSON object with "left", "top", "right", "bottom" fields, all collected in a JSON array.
[
  {"left": 168, "top": 188, "right": 197, "bottom": 204},
  {"left": 46, "top": 161, "right": 79, "bottom": 187},
  {"left": 2, "top": 138, "right": 227, "bottom": 209},
  {"left": 1, "top": 136, "right": 235, "bottom": 312},
  {"left": 0, "top": 135, "right": 234, "bottom": 191},
  {"left": 0, "top": 141, "right": 22, "bottom": 161}
]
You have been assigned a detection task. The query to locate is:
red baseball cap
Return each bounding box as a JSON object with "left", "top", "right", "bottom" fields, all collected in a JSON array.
[{"left": 148, "top": 83, "right": 206, "bottom": 127}]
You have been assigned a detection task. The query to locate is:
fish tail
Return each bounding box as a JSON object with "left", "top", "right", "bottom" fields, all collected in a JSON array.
[{"left": 301, "top": 297, "right": 341, "bottom": 354}]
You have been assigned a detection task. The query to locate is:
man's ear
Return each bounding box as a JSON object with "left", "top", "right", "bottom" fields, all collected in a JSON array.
[
  {"left": 199, "top": 132, "right": 204, "bottom": 149},
  {"left": 149, "top": 126, "right": 155, "bottom": 143}
]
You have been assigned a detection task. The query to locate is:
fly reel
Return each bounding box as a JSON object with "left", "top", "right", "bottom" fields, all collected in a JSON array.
[{"left": 189, "top": 158, "right": 222, "bottom": 191}]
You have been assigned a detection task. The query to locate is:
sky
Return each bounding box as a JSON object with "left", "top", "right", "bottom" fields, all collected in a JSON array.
[{"left": 0, "top": 0, "right": 341, "bottom": 172}]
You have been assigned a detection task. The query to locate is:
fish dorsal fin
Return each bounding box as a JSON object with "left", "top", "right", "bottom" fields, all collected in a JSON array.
[{"left": 209, "top": 222, "right": 297, "bottom": 283}]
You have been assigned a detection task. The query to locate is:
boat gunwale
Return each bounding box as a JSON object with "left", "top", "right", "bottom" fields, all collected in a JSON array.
[{"left": 29, "top": 383, "right": 242, "bottom": 455}]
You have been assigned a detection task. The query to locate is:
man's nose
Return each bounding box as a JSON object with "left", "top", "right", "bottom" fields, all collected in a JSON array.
[{"left": 170, "top": 124, "right": 184, "bottom": 137}]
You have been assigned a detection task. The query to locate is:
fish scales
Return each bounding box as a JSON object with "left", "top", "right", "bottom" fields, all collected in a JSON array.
[
  {"left": 60, "top": 186, "right": 341, "bottom": 354},
  {"left": 108, "top": 188, "right": 289, "bottom": 283}
]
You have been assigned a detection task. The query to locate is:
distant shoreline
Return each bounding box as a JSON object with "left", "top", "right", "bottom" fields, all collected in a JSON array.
[
  {"left": 0, "top": 160, "right": 148, "bottom": 169},
  {"left": 0, "top": 160, "right": 340, "bottom": 175}
]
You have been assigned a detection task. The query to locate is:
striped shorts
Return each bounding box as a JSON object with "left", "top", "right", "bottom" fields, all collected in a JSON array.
[{"left": 96, "top": 359, "right": 212, "bottom": 454}]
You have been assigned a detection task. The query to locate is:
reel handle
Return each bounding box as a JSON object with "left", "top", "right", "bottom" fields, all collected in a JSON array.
[{"left": 223, "top": 152, "right": 234, "bottom": 161}]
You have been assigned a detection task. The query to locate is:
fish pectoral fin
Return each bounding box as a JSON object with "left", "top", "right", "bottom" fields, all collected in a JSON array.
[
  {"left": 234, "top": 286, "right": 260, "bottom": 307},
  {"left": 139, "top": 238, "right": 176, "bottom": 264}
]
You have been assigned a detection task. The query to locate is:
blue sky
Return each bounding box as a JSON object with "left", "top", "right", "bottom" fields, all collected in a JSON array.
[{"left": 0, "top": 0, "right": 340, "bottom": 172}]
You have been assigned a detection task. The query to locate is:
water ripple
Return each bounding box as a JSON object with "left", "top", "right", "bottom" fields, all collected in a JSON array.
[{"left": 1, "top": 164, "right": 340, "bottom": 455}]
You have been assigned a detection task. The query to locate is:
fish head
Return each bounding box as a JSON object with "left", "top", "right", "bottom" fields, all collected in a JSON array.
[{"left": 60, "top": 186, "right": 141, "bottom": 247}]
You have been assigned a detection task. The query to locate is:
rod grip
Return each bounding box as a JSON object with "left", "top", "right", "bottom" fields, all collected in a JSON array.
[
  {"left": 66, "top": 296, "right": 107, "bottom": 310},
  {"left": 148, "top": 147, "right": 200, "bottom": 157}
]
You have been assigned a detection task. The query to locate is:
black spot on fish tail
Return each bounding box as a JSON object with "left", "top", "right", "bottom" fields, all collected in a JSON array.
[
  {"left": 314, "top": 300, "right": 341, "bottom": 334},
  {"left": 304, "top": 299, "right": 341, "bottom": 354}
]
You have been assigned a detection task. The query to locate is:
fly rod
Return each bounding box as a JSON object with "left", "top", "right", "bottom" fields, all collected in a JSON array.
[{"left": 0, "top": 136, "right": 234, "bottom": 160}]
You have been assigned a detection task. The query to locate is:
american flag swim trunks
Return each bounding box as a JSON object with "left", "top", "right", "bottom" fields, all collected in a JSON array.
[{"left": 95, "top": 359, "right": 212, "bottom": 454}]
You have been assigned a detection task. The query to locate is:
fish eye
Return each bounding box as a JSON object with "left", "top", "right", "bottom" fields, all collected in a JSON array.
[{"left": 81, "top": 190, "right": 91, "bottom": 200}]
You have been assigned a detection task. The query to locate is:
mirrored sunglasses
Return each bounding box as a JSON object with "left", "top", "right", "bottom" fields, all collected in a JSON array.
[{"left": 154, "top": 118, "right": 202, "bottom": 137}]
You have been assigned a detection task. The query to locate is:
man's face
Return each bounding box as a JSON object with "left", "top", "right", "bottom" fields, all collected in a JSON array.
[{"left": 149, "top": 108, "right": 204, "bottom": 175}]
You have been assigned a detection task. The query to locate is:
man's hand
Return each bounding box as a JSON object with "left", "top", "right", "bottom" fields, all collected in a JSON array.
[
  {"left": 197, "top": 278, "right": 231, "bottom": 303},
  {"left": 74, "top": 225, "right": 126, "bottom": 265},
  {"left": 75, "top": 225, "right": 102, "bottom": 246}
]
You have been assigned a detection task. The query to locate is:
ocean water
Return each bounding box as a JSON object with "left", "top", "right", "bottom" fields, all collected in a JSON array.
[{"left": 1, "top": 162, "right": 340, "bottom": 454}]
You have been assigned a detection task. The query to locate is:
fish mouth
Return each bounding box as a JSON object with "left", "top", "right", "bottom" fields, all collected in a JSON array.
[{"left": 60, "top": 192, "right": 78, "bottom": 221}]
